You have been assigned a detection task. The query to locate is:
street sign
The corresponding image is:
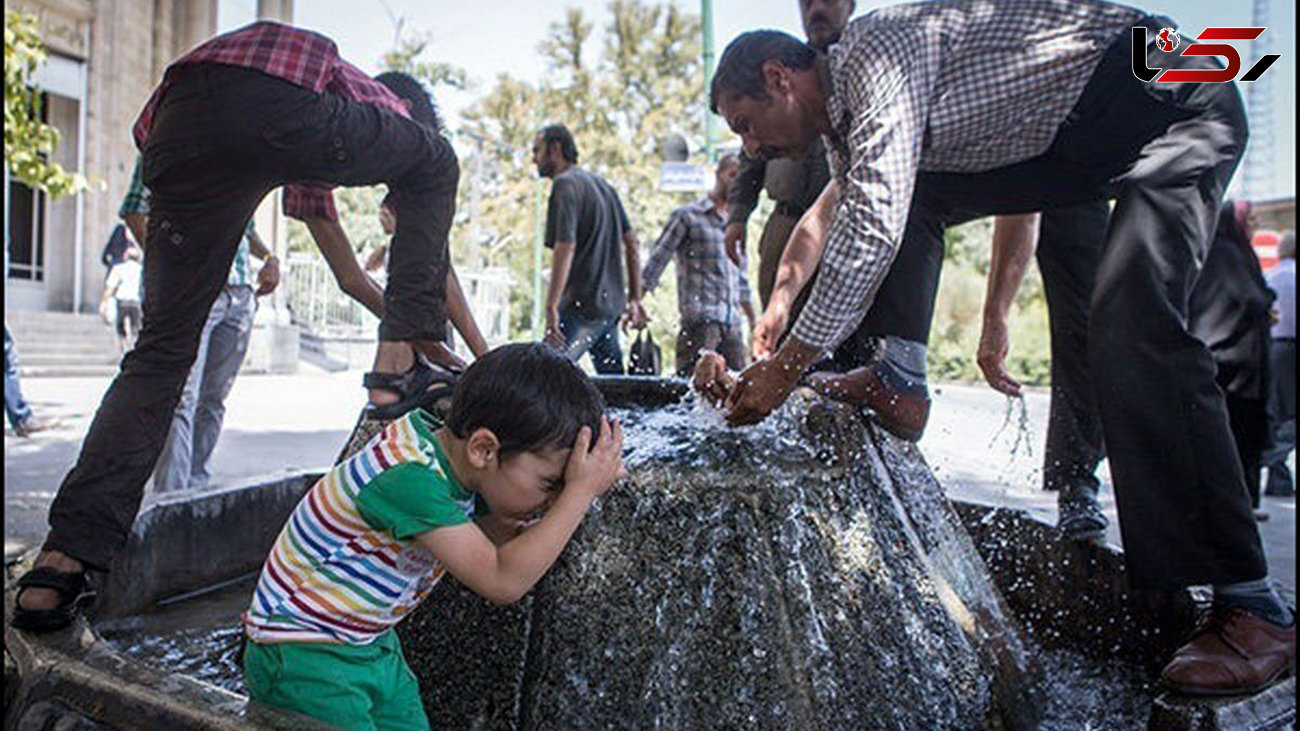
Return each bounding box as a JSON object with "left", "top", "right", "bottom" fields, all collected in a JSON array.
[{"left": 659, "top": 162, "right": 710, "bottom": 192}]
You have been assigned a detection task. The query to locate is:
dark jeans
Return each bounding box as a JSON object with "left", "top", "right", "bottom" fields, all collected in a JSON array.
[
  {"left": 1037, "top": 203, "right": 1110, "bottom": 497},
  {"left": 44, "top": 64, "right": 459, "bottom": 571},
  {"left": 676, "top": 320, "right": 747, "bottom": 377},
  {"left": 559, "top": 310, "right": 624, "bottom": 375},
  {"left": 857, "top": 20, "right": 1262, "bottom": 588}
]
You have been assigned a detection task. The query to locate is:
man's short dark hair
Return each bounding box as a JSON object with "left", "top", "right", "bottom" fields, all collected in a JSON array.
[
  {"left": 717, "top": 152, "right": 740, "bottom": 170},
  {"left": 539, "top": 124, "right": 580, "bottom": 164},
  {"left": 447, "top": 343, "right": 605, "bottom": 458},
  {"left": 709, "top": 31, "right": 818, "bottom": 113},
  {"left": 375, "top": 71, "right": 444, "bottom": 132}
]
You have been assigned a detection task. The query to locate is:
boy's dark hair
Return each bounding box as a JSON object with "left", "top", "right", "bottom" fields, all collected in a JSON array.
[
  {"left": 374, "top": 71, "right": 445, "bottom": 133},
  {"left": 709, "top": 30, "right": 818, "bottom": 114},
  {"left": 539, "top": 124, "right": 580, "bottom": 164},
  {"left": 447, "top": 343, "right": 606, "bottom": 458}
]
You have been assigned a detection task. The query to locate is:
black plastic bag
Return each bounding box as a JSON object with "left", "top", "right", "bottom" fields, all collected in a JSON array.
[{"left": 627, "top": 328, "right": 662, "bottom": 376}]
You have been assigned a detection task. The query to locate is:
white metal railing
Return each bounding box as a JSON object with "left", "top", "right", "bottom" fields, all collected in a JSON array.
[
  {"left": 285, "top": 253, "right": 378, "bottom": 337},
  {"left": 285, "top": 253, "right": 515, "bottom": 349}
]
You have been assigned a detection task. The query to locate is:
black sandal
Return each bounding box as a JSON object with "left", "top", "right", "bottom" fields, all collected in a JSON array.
[
  {"left": 11, "top": 566, "right": 95, "bottom": 633},
  {"left": 363, "top": 360, "right": 459, "bottom": 420}
]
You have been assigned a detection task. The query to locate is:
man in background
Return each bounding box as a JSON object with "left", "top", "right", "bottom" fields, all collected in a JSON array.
[
  {"left": 644, "top": 154, "right": 756, "bottom": 375},
  {"left": 535, "top": 124, "right": 647, "bottom": 373},
  {"left": 1265, "top": 231, "right": 1296, "bottom": 497}
]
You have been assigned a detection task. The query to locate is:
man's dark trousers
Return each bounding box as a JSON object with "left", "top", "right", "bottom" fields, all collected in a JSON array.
[
  {"left": 1037, "top": 203, "right": 1110, "bottom": 497},
  {"left": 43, "top": 64, "right": 459, "bottom": 572},
  {"left": 848, "top": 20, "right": 1265, "bottom": 589}
]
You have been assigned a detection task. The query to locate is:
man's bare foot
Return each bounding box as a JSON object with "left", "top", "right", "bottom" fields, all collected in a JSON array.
[
  {"left": 692, "top": 351, "right": 735, "bottom": 405},
  {"left": 368, "top": 342, "right": 417, "bottom": 407},
  {"left": 413, "top": 340, "right": 467, "bottom": 372},
  {"left": 16, "top": 550, "right": 84, "bottom": 612},
  {"left": 806, "top": 367, "right": 931, "bottom": 442}
]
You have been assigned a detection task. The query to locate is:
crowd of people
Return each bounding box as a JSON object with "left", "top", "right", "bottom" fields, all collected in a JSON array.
[{"left": 7, "top": 0, "right": 1297, "bottom": 727}]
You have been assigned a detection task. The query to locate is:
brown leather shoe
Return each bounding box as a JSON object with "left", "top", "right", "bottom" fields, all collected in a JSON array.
[
  {"left": 1160, "top": 606, "right": 1296, "bottom": 696},
  {"left": 806, "top": 367, "right": 930, "bottom": 442}
]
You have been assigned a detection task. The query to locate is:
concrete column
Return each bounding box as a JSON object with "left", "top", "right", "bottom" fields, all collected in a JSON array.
[
  {"left": 256, "top": 0, "right": 293, "bottom": 23},
  {"left": 173, "top": 0, "right": 217, "bottom": 54},
  {"left": 151, "top": 0, "right": 174, "bottom": 80}
]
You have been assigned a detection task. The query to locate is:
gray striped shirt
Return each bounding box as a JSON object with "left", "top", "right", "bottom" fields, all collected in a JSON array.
[{"left": 792, "top": 0, "right": 1144, "bottom": 350}]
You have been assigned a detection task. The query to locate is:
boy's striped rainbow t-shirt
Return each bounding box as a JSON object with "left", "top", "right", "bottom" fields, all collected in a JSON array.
[{"left": 243, "top": 410, "right": 475, "bottom": 645}]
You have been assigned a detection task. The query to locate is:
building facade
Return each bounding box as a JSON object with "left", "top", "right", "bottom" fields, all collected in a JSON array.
[{"left": 5, "top": 0, "right": 292, "bottom": 315}]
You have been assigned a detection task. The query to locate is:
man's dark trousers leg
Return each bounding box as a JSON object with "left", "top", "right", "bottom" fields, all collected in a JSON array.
[
  {"left": 826, "top": 186, "right": 948, "bottom": 371},
  {"left": 913, "top": 24, "right": 1266, "bottom": 589},
  {"left": 43, "top": 64, "right": 458, "bottom": 571},
  {"left": 1036, "top": 202, "right": 1109, "bottom": 495},
  {"left": 1075, "top": 29, "right": 1265, "bottom": 588}
]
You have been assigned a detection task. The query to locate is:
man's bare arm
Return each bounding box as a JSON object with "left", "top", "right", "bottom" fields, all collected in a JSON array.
[
  {"left": 977, "top": 213, "right": 1041, "bottom": 396},
  {"left": 305, "top": 218, "right": 385, "bottom": 319},
  {"left": 751, "top": 181, "right": 837, "bottom": 357},
  {"left": 770, "top": 180, "right": 837, "bottom": 314},
  {"left": 545, "top": 242, "right": 577, "bottom": 346},
  {"left": 446, "top": 265, "right": 489, "bottom": 357},
  {"left": 622, "top": 230, "right": 647, "bottom": 329}
]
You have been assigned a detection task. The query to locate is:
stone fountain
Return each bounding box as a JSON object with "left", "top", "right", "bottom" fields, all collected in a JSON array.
[{"left": 4, "top": 377, "right": 1295, "bottom": 730}]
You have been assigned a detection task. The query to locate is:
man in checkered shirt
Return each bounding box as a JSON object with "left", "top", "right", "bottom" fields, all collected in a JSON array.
[
  {"left": 643, "top": 154, "right": 757, "bottom": 376},
  {"left": 12, "top": 23, "right": 483, "bottom": 635},
  {"left": 709, "top": 0, "right": 1294, "bottom": 696}
]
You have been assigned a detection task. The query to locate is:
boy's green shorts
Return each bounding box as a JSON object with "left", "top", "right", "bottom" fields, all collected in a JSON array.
[{"left": 243, "top": 630, "right": 429, "bottom": 731}]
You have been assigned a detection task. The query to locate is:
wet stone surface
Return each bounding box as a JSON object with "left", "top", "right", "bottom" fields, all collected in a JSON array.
[
  {"left": 400, "top": 393, "right": 1002, "bottom": 729},
  {"left": 93, "top": 384, "right": 1186, "bottom": 729}
]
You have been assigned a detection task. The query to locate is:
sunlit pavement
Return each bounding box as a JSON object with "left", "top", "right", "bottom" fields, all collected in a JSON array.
[
  {"left": 922, "top": 383, "right": 1295, "bottom": 593},
  {"left": 5, "top": 373, "right": 1294, "bottom": 592}
]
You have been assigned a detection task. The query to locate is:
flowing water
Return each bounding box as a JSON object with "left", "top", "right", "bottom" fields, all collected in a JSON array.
[{"left": 97, "top": 394, "right": 1158, "bottom": 729}]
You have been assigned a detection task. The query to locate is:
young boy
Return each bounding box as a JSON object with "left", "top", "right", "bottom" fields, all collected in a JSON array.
[{"left": 242, "top": 343, "right": 624, "bottom": 729}]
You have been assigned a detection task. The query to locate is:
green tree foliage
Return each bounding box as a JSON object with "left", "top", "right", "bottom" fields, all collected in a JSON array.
[
  {"left": 281, "top": 0, "right": 1052, "bottom": 384},
  {"left": 929, "top": 219, "right": 1051, "bottom": 386},
  {"left": 459, "top": 0, "right": 714, "bottom": 349},
  {"left": 4, "top": 9, "right": 87, "bottom": 198},
  {"left": 380, "top": 34, "right": 470, "bottom": 95}
]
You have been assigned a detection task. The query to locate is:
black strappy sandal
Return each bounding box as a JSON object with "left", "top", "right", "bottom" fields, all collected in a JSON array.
[
  {"left": 11, "top": 566, "right": 96, "bottom": 633},
  {"left": 363, "top": 360, "right": 460, "bottom": 420}
]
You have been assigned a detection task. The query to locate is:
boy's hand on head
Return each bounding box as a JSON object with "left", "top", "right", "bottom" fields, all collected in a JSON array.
[{"left": 563, "top": 417, "right": 625, "bottom": 498}]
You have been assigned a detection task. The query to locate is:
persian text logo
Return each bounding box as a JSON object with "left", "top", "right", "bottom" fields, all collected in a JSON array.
[{"left": 1132, "top": 26, "right": 1281, "bottom": 83}]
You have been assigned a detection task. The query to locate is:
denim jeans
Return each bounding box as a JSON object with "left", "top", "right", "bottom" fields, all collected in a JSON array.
[
  {"left": 152, "top": 286, "right": 255, "bottom": 494},
  {"left": 559, "top": 310, "right": 623, "bottom": 375},
  {"left": 4, "top": 323, "right": 33, "bottom": 430}
]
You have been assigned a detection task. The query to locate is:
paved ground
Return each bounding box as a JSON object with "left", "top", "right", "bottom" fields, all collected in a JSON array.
[
  {"left": 922, "top": 383, "right": 1296, "bottom": 591},
  {"left": 4, "top": 372, "right": 1294, "bottom": 589}
]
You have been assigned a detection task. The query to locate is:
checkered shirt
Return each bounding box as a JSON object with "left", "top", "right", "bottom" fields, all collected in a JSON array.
[
  {"left": 132, "top": 21, "right": 411, "bottom": 223},
  {"left": 119, "top": 156, "right": 256, "bottom": 287},
  {"left": 643, "top": 198, "right": 752, "bottom": 327},
  {"left": 791, "top": 0, "right": 1144, "bottom": 351}
]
